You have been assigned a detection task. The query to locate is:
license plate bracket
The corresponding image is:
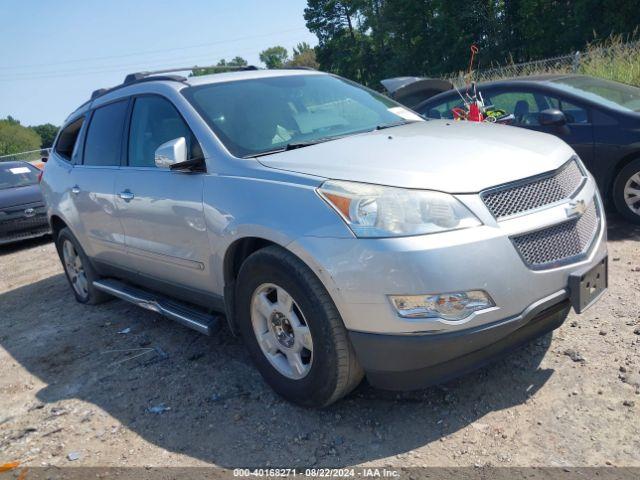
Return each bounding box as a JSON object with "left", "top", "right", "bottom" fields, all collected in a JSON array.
[{"left": 569, "top": 256, "right": 608, "bottom": 314}]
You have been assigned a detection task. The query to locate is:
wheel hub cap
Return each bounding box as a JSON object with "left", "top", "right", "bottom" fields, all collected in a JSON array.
[
  {"left": 624, "top": 171, "right": 640, "bottom": 214},
  {"left": 250, "top": 283, "right": 313, "bottom": 380},
  {"left": 62, "top": 239, "right": 89, "bottom": 299}
]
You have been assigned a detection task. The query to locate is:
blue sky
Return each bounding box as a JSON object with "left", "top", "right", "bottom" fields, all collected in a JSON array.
[{"left": 0, "top": 0, "right": 317, "bottom": 126}]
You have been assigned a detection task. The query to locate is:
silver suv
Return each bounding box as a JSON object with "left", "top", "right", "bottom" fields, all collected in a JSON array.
[{"left": 42, "top": 69, "right": 608, "bottom": 406}]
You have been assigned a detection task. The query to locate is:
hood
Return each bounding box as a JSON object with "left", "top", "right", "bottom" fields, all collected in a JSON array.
[
  {"left": 258, "top": 121, "right": 577, "bottom": 193},
  {"left": 381, "top": 77, "right": 454, "bottom": 108},
  {"left": 0, "top": 184, "right": 44, "bottom": 210}
]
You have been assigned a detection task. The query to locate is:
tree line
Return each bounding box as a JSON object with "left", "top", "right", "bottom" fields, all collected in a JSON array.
[
  {"left": 191, "top": 42, "right": 319, "bottom": 76},
  {"left": 0, "top": 116, "right": 58, "bottom": 156},
  {"left": 302, "top": 0, "right": 640, "bottom": 87}
]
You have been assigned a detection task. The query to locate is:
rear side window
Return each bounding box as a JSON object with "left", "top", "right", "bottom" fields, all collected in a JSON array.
[
  {"left": 55, "top": 118, "right": 82, "bottom": 162},
  {"left": 84, "top": 100, "right": 128, "bottom": 166},
  {"left": 128, "top": 96, "right": 197, "bottom": 167}
]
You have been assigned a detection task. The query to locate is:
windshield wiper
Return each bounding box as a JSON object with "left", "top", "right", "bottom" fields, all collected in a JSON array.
[
  {"left": 284, "top": 139, "right": 329, "bottom": 150},
  {"left": 375, "top": 120, "right": 413, "bottom": 131},
  {"left": 249, "top": 136, "right": 340, "bottom": 158}
]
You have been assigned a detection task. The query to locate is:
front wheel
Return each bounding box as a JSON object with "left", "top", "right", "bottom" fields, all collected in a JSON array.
[
  {"left": 235, "top": 246, "right": 363, "bottom": 407},
  {"left": 613, "top": 158, "right": 640, "bottom": 225}
]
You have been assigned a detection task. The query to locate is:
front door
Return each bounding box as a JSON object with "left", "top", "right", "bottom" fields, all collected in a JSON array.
[
  {"left": 114, "top": 94, "right": 210, "bottom": 292},
  {"left": 484, "top": 89, "right": 595, "bottom": 166},
  {"left": 531, "top": 93, "right": 595, "bottom": 169}
]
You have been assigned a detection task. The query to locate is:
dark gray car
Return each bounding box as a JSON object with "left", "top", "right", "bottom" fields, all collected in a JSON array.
[
  {"left": 0, "top": 161, "right": 50, "bottom": 245},
  {"left": 414, "top": 75, "right": 640, "bottom": 224}
]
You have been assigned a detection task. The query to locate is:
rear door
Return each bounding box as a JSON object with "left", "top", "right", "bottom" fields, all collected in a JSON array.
[
  {"left": 70, "top": 99, "right": 128, "bottom": 265},
  {"left": 114, "top": 94, "right": 209, "bottom": 292}
]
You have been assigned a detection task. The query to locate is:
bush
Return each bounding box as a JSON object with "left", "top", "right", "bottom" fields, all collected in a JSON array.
[{"left": 0, "top": 118, "right": 42, "bottom": 156}]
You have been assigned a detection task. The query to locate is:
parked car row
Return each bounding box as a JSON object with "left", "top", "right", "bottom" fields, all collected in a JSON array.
[{"left": 4, "top": 73, "right": 638, "bottom": 252}]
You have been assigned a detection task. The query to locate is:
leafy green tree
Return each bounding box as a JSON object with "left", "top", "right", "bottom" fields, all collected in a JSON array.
[
  {"left": 259, "top": 46, "right": 289, "bottom": 69},
  {"left": 304, "top": 0, "right": 369, "bottom": 81},
  {"left": 304, "top": 0, "right": 640, "bottom": 87},
  {"left": 286, "top": 42, "right": 320, "bottom": 69},
  {"left": 0, "top": 118, "right": 42, "bottom": 156},
  {"left": 191, "top": 56, "right": 249, "bottom": 76},
  {"left": 30, "top": 123, "right": 59, "bottom": 149}
]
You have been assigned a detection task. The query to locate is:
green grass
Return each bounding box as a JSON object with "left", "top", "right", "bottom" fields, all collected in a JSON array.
[
  {"left": 580, "top": 35, "right": 640, "bottom": 86},
  {"left": 443, "top": 35, "right": 640, "bottom": 87}
]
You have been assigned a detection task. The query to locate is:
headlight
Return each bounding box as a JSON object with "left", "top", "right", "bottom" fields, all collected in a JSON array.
[
  {"left": 318, "top": 180, "right": 481, "bottom": 237},
  {"left": 389, "top": 290, "right": 495, "bottom": 320}
]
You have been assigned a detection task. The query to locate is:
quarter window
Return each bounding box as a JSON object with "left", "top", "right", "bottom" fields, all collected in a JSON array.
[
  {"left": 84, "top": 100, "right": 128, "bottom": 167},
  {"left": 128, "top": 96, "right": 197, "bottom": 167},
  {"left": 55, "top": 117, "right": 83, "bottom": 162}
]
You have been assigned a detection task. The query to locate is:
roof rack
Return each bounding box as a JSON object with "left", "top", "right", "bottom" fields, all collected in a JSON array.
[
  {"left": 89, "top": 65, "right": 259, "bottom": 102},
  {"left": 275, "top": 66, "right": 317, "bottom": 71}
]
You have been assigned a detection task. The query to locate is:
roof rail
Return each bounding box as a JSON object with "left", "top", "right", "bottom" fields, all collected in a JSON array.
[
  {"left": 90, "top": 74, "right": 188, "bottom": 103},
  {"left": 124, "top": 64, "right": 258, "bottom": 83},
  {"left": 276, "top": 66, "right": 317, "bottom": 71},
  {"left": 88, "top": 65, "right": 259, "bottom": 102}
]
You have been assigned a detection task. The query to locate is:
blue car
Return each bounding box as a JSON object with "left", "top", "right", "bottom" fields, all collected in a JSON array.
[{"left": 413, "top": 75, "right": 640, "bottom": 224}]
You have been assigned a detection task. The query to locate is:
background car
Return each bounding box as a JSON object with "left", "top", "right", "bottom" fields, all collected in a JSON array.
[
  {"left": 413, "top": 75, "right": 640, "bottom": 224},
  {"left": 0, "top": 161, "right": 50, "bottom": 245}
]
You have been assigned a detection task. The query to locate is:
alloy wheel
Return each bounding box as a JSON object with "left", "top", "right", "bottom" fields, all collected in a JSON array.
[
  {"left": 624, "top": 171, "right": 640, "bottom": 215},
  {"left": 250, "top": 283, "right": 313, "bottom": 380},
  {"left": 62, "top": 239, "right": 89, "bottom": 299}
]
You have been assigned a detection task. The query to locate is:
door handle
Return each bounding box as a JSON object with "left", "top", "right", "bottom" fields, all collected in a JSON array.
[
  {"left": 71, "top": 186, "right": 80, "bottom": 195},
  {"left": 118, "top": 190, "right": 135, "bottom": 202}
]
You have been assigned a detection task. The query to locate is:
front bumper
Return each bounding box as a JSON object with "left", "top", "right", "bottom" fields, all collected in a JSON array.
[
  {"left": 349, "top": 294, "right": 571, "bottom": 390},
  {"left": 0, "top": 203, "right": 50, "bottom": 246}
]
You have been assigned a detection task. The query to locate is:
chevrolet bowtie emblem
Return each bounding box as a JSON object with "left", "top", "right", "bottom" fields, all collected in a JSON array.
[{"left": 565, "top": 199, "right": 587, "bottom": 218}]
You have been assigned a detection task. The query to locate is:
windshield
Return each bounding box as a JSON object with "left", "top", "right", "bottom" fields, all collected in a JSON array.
[
  {"left": 551, "top": 76, "right": 640, "bottom": 112},
  {"left": 183, "top": 74, "right": 422, "bottom": 157},
  {"left": 0, "top": 163, "right": 39, "bottom": 190}
]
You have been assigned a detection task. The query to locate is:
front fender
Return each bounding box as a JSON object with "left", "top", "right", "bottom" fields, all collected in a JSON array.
[{"left": 202, "top": 173, "right": 353, "bottom": 293}]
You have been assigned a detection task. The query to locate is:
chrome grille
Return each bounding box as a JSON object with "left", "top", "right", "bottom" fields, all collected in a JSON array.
[
  {"left": 482, "top": 159, "right": 585, "bottom": 219},
  {"left": 511, "top": 200, "right": 599, "bottom": 269}
]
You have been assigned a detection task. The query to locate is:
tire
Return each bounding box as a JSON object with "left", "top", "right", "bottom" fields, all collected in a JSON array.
[
  {"left": 612, "top": 158, "right": 640, "bottom": 225},
  {"left": 55, "top": 227, "right": 110, "bottom": 305},
  {"left": 235, "top": 245, "right": 364, "bottom": 407}
]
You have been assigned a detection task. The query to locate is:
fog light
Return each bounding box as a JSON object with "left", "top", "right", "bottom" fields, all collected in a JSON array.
[{"left": 389, "top": 290, "right": 494, "bottom": 320}]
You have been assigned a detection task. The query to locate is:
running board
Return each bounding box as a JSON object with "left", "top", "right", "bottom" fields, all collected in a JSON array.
[{"left": 93, "top": 279, "right": 222, "bottom": 336}]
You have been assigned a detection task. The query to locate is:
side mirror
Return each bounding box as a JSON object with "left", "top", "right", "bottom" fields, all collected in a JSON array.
[
  {"left": 539, "top": 109, "right": 567, "bottom": 126},
  {"left": 154, "top": 137, "right": 187, "bottom": 168}
]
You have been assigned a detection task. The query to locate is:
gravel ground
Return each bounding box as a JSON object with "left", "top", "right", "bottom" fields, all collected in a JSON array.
[{"left": 0, "top": 217, "right": 639, "bottom": 469}]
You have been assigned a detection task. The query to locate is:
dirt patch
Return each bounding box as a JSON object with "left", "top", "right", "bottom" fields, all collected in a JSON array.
[{"left": 0, "top": 219, "right": 639, "bottom": 468}]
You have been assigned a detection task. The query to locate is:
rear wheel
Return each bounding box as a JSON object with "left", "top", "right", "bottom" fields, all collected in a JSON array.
[
  {"left": 235, "top": 246, "right": 363, "bottom": 407},
  {"left": 613, "top": 158, "right": 640, "bottom": 224},
  {"left": 55, "top": 228, "right": 109, "bottom": 304}
]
